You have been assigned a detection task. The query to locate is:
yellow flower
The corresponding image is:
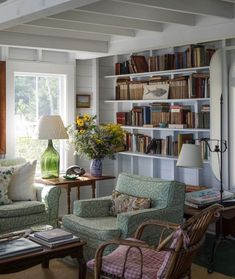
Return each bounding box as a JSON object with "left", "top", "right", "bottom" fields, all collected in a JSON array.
[
  {"left": 79, "top": 129, "right": 85, "bottom": 134},
  {"left": 83, "top": 113, "right": 91, "bottom": 121},
  {"left": 77, "top": 118, "right": 84, "bottom": 127}
]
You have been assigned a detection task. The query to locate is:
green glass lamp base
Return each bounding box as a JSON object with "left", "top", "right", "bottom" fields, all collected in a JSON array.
[{"left": 41, "top": 139, "right": 60, "bottom": 179}]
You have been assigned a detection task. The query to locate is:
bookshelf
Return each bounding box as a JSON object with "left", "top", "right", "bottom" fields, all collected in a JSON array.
[{"left": 99, "top": 42, "right": 218, "bottom": 186}]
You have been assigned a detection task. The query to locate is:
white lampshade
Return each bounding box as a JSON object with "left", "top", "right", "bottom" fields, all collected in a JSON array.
[
  {"left": 176, "top": 143, "right": 203, "bottom": 168},
  {"left": 34, "top": 115, "right": 68, "bottom": 140}
]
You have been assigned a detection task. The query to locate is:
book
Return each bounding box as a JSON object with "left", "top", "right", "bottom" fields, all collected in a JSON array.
[
  {"left": 168, "top": 124, "right": 187, "bottom": 129},
  {"left": 29, "top": 234, "right": 80, "bottom": 248},
  {"left": 186, "top": 189, "right": 234, "bottom": 205},
  {"left": 0, "top": 238, "right": 42, "bottom": 259},
  {"left": 34, "top": 228, "right": 73, "bottom": 242}
]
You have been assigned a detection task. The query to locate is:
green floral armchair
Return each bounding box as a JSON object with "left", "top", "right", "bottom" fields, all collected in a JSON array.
[{"left": 62, "top": 172, "right": 185, "bottom": 261}]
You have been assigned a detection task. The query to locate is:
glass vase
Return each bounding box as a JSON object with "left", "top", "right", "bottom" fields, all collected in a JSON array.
[
  {"left": 41, "top": 139, "right": 60, "bottom": 179},
  {"left": 90, "top": 159, "right": 102, "bottom": 177}
]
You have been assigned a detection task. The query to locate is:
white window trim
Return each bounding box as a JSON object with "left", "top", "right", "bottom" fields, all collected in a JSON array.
[{"left": 6, "top": 60, "right": 76, "bottom": 168}]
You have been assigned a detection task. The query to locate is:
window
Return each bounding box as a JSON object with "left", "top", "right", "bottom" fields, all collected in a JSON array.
[{"left": 14, "top": 73, "right": 66, "bottom": 173}]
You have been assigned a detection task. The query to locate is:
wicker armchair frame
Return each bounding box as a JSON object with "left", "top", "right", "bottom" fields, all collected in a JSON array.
[{"left": 94, "top": 204, "right": 222, "bottom": 279}]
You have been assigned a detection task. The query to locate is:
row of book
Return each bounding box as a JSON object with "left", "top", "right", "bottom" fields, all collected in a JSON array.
[
  {"left": 115, "top": 73, "right": 210, "bottom": 100},
  {"left": 124, "top": 133, "right": 209, "bottom": 159},
  {"left": 115, "top": 45, "right": 216, "bottom": 75},
  {"left": 116, "top": 104, "right": 210, "bottom": 129}
]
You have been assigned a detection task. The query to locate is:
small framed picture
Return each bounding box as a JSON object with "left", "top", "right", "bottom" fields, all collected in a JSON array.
[{"left": 76, "top": 94, "right": 91, "bottom": 108}]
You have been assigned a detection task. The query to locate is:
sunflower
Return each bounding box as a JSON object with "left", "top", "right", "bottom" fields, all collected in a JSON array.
[{"left": 77, "top": 118, "right": 84, "bottom": 127}]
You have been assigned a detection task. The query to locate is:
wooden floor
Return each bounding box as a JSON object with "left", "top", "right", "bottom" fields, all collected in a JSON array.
[{"left": 0, "top": 259, "right": 233, "bottom": 279}]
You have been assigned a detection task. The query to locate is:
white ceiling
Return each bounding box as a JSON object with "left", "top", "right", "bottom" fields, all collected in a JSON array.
[{"left": 0, "top": 0, "right": 235, "bottom": 58}]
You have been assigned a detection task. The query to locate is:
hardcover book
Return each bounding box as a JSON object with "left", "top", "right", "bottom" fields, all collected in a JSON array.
[
  {"left": 29, "top": 234, "right": 80, "bottom": 248},
  {"left": 34, "top": 228, "right": 73, "bottom": 242},
  {"left": 0, "top": 238, "right": 42, "bottom": 259},
  {"left": 186, "top": 189, "right": 234, "bottom": 205}
]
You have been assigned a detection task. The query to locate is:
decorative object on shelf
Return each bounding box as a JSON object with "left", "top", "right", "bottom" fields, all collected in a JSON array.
[
  {"left": 65, "top": 165, "right": 85, "bottom": 177},
  {"left": 34, "top": 115, "right": 68, "bottom": 179},
  {"left": 67, "top": 113, "right": 125, "bottom": 176},
  {"left": 143, "top": 84, "right": 169, "bottom": 100},
  {"left": 76, "top": 94, "right": 91, "bottom": 108}
]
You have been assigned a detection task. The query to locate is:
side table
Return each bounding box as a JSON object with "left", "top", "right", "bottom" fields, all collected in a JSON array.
[{"left": 36, "top": 173, "right": 115, "bottom": 214}]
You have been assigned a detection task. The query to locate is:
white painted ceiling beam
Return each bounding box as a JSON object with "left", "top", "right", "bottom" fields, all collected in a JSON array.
[
  {"left": 0, "top": 0, "right": 102, "bottom": 30},
  {"left": 78, "top": 0, "right": 195, "bottom": 26},
  {"left": 113, "top": 0, "right": 234, "bottom": 18},
  {"left": 7, "top": 25, "right": 110, "bottom": 41},
  {"left": 25, "top": 18, "right": 136, "bottom": 37},
  {"left": 50, "top": 10, "right": 163, "bottom": 32},
  {"left": 0, "top": 31, "right": 108, "bottom": 53}
]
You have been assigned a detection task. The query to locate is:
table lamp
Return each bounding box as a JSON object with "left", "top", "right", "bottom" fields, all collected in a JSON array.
[
  {"left": 34, "top": 115, "right": 68, "bottom": 179},
  {"left": 176, "top": 139, "right": 227, "bottom": 204}
]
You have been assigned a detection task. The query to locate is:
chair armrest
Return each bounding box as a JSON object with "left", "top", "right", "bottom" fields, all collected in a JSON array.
[
  {"left": 73, "top": 197, "right": 112, "bottom": 217},
  {"left": 117, "top": 207, "right": 182, "bottom": 238},
  {"left": 35, "top": 183, "right": 61, "bottom": 221}
]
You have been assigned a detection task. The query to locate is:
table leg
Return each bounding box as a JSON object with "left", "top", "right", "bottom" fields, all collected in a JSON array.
[
  {"left": 67, "top": 187, "right": 71, "bottom": 214},
  {"left": 41, "top": 259, "right": 49, "bottom": 268},
  {"left": 77, "top": 187, "right": 80, "bottom": 200},
  {"left": 77, "top": 257, "right": 86, "bottom": 279},
  {"left": 91, "top": 181, "right": 96, "bottom": 198}
]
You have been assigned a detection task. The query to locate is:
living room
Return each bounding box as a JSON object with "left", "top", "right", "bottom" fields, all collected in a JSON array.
[{"left": 0, "top": 1, "right": 235, "bottom": 278}]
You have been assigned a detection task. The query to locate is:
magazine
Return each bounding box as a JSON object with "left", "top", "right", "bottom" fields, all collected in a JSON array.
[{"left": 186, "top": 189, "right": 234, "bottom": 205}]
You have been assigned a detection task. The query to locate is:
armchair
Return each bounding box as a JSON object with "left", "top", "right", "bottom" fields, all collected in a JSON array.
[
  {"left": 88, "top": 204, "right": 222, "bottom": 279},
  {"left": 62, "top": 173, "right": 185, "bottom": 261}
]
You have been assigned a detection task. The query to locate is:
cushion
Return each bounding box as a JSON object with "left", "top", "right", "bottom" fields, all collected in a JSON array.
[
  {"left": 110, "top": 190, "right": 151, "bottom": 216},
  {"left": 87, "top": 240, "right": 171, "bottom": 279},
  {"left": 0, "top": 169, "right": 13, "bottom": 205},
  {"left": 0, "top": 201, "right": 46, "bottom": 218},
  {"left": 8, "top": 160, "right": 37, "bottom": 201}
]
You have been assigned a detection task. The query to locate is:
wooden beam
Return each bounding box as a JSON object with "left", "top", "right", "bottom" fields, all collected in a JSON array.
[
  {"left": 78, "top": 0, "right": 195, "bottom": 26},
  {"left": 26, "top": 18, "right": 136, "bottom": 37},
  {"left": 0, "top": 31, "right": 108, "bottom": 53},
  {"left": 7, "top": 25, "right": 110, "bottom": 42},
  {"left": 113, "top": 0, "right": 234, "bottom": 18},
  {"left": 0, "top": 0, "right": 102, "bottom": 30},
  {"left": 50, "top": 10, "right": 163, "bottom": 32}
]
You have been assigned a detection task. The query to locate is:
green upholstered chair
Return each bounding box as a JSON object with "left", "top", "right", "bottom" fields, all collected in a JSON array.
[
  {"left": 0, "top": 158, "right": 61, "bottom": 234},
  {"left": 62, "top": 173, "right": 185, "bottom": 261}
]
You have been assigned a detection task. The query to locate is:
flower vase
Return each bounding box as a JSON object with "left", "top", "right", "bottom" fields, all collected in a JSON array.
[{"left": 90, "top": 159, "right": 102, "bottom": 177}]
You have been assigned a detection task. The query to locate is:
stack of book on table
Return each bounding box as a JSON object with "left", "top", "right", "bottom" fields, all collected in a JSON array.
[
  {"left": 185, "top": 188, "right": 234, "bottom": 208},
  {"left": 29, "top": 228, "right": 80, "bottom": 248}
]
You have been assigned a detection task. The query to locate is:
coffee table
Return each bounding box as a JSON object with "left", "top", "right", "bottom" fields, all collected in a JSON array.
[{"left": 0, "top": 239, "right": 87, "bottom": 279}]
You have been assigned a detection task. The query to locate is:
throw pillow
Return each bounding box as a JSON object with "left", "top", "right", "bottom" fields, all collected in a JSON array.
[
  {"left": 110, "top": 190, "right": 151, "bottom": 216},
  {"left": 8, "top": 160, "right": 37, "bottom": 201},
  {"left": 0, "top": 169, "right": 13, "bottom": 205}
]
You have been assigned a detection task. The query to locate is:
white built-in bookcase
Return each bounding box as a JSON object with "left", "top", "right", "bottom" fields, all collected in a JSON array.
[{"left": 99, "top": 43, "right": 221, "bottom": 189}]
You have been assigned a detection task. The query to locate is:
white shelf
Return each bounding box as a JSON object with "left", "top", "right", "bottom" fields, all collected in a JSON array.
[
  {"left": 105, "top": 98, "right": 210, "bottom": 104},
  {"left": 104, "top": 66, "right": 210, "bottom": 79},
  {"left": 118, "top": 151, "right": 210, "bottom": 164},
  {"left": 121, "top": 126, "right": 210, "bottom": 132}
]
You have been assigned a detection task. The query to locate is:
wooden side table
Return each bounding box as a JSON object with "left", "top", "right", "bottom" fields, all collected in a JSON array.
[{"left": 36, "top": 173, "right": 115, "bottom": 214}]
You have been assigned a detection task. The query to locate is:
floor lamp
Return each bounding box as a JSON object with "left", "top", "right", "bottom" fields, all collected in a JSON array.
[{"left": 177, "top": 139, "right": 228, "bottom": 273}]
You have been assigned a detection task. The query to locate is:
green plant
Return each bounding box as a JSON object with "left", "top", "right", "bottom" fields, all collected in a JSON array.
[{"left": 67, "top": 113, "right": 125, "bottom": 160}]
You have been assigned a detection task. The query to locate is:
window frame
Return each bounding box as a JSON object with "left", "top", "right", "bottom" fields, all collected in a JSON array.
[{"left": 6, "top": 60, "right": 76, "bottom": 169}]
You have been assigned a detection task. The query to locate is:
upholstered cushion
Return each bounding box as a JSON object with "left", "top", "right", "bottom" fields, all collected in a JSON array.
[
  {"left": 0, "top": 201, "right": 45, "bottom": 218},
  {"left": 62, "top": 214, "right": 121, "bottom": 241},
  {"left": 110, "top": 190, "right": 151, "bottom": 216},
  {"left": 87, "top": 241, "right": 171, "bottom": 279},
  {"left": 8, "top": 160, "right": 37, "bottom": 201},
  {"left": 0, "top": 169, "right": 13, "bottom": 205}
]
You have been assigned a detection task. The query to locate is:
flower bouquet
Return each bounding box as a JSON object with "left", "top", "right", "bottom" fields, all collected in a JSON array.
[{"left": 67, "top": 113, "right": 125, "bottom": 176}]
